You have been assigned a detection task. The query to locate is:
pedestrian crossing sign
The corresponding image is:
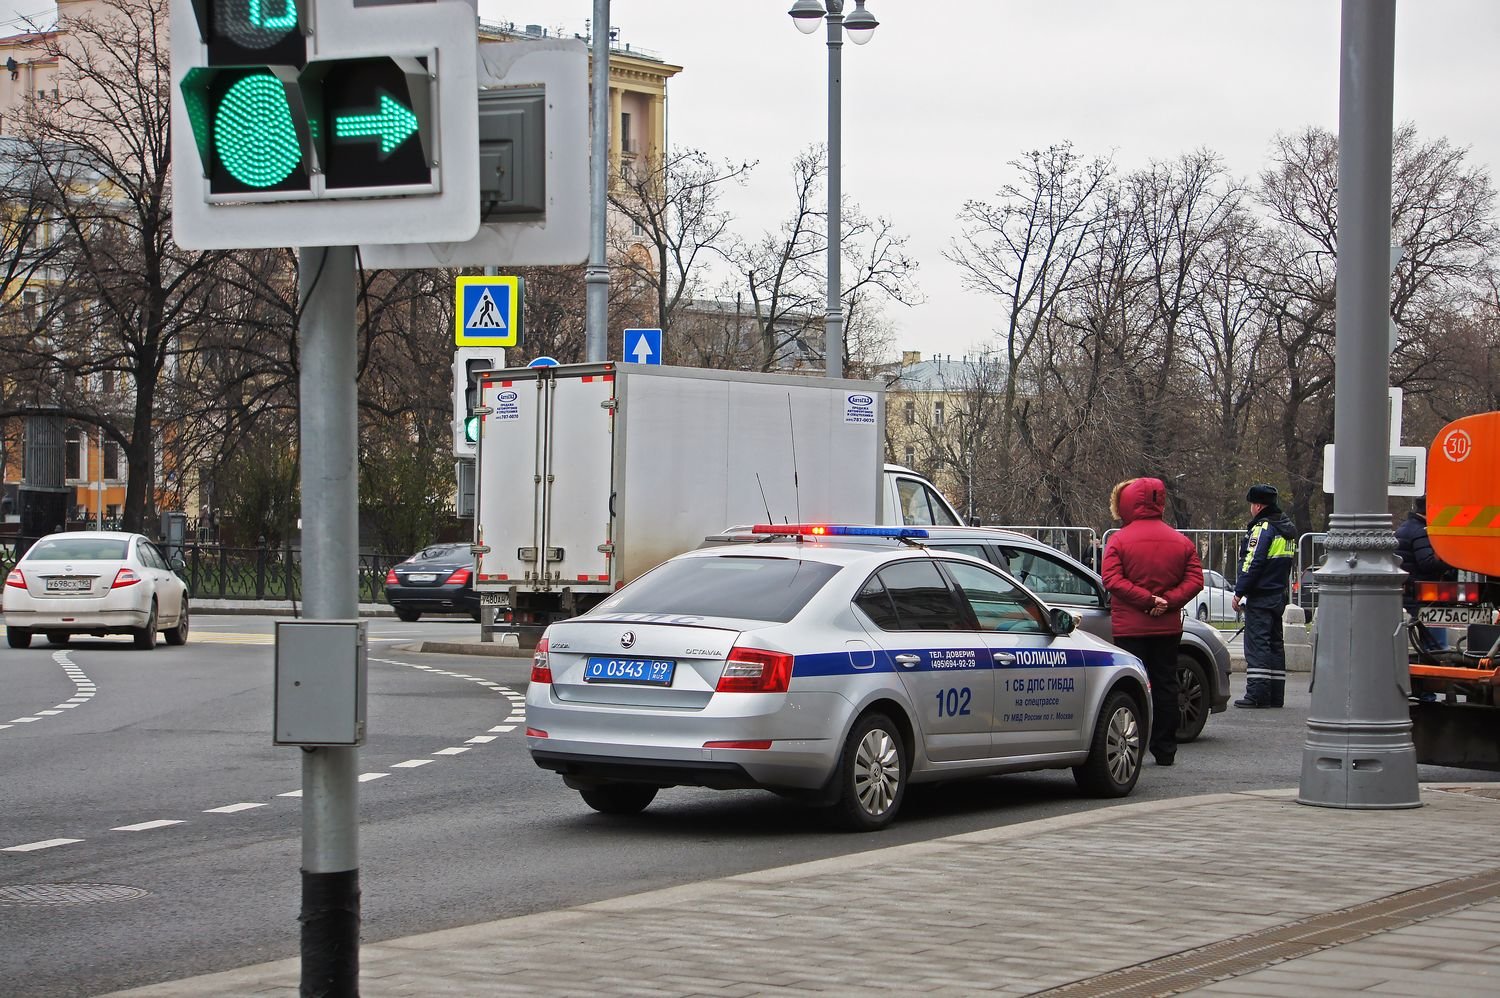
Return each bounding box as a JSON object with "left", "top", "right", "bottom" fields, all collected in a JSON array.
[{"left": 455, "top": 275, "right": 522, "bottom": 347}]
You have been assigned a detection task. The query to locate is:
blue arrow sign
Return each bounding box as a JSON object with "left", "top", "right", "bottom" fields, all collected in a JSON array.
[
  {"left": 624, "top": 328, "right": 662, "bottom": 365},
  {"left": 528, "top": 356, "right": 559, "bottom": 368}
]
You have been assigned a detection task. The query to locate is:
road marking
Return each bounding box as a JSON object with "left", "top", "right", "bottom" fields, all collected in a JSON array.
[
  {"left": 358, "top": 772, "right": 389, "bottom": 782},
  {"left": 112, "top": 820, "right": 185, "bottom": 832},
  {"left": 188, "top": 632, "right": 275, "bottom": 645},
  {"left": 10, "top": 717, "right": 41, "bottom": 723},
  {"left": 0, "top": 724, "right": 10, "bottom": 730},
  {"left": 204, "top": 803, "right": 266, "bottom": 814},
  {"left": 37, "top": 709, "right": 62, "bottom": 716},
  {"left": 465, "top": 735, "right": 496, "bottom": 744},
  {"left": 391, "top": 759, "right": 434, "bottom": 768},
  {"left": 277, "top": 789, "right": 303, "bottom": 798},
  {"left": 433, "top": 747, "right": 469, "bottom": 755},
  {"left": 491, "top": 725, "right": 515, "bottom": 733},
  {"left": 3, "top": 838, "right": 83, "bottom": 852}
]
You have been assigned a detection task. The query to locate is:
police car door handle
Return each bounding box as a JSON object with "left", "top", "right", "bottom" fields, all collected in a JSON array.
[
  {"left": 993, "top": 652, "right": 1017, "bottom": 665},
  {"left": 894, "top": 654, "right": 921, "bottom": 668}
]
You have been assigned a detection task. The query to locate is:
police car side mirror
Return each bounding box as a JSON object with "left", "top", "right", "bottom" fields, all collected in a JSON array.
[{"left": 1049, "top": 607, "right": 1077, "bottom": 635}]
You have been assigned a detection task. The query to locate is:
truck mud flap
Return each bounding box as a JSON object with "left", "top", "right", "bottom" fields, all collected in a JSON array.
[{"left": 1411, "top": 701, "right": 1500, "bottom": 772}]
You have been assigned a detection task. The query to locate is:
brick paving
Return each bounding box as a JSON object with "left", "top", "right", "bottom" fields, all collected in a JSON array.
[{"left": 109, "top": 787, "right": 1500, "bottom": 997}]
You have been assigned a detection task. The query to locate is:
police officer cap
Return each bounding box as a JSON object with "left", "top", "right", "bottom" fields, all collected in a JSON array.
[{"left": 1246, "top": 483, "right": 1278, "bottom": 505}]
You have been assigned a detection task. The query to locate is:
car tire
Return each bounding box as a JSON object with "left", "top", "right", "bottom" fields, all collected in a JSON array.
[
  {"left": 833, "top": 712, "right": 907, "bottom": 831},
  {"left": 7, "top": 627, "right": 32, "bottom": 649},
  {"left": 133, "top": 602, "right": 158, "bottom": 650},
  {"left": 45, "top": 632, "right": 70, "bottom": 647},
  {"left": 165, "top": 599, "right": 190, "bottom": 646},
  {"left": 1176, "top": 654, "right": 1210, "bottom": 743},
  {"left": 395, "top": 608, "right": 420, "bottom": 623},
  {"left": 578, "top": 783, "right": 657, "bottom": 815},
  {"left": 1196, "top": 603, "right": 1210, "bottom": 622},
  {"left": 1073, "top": 688, "right": 1143, "bottom": 798}
]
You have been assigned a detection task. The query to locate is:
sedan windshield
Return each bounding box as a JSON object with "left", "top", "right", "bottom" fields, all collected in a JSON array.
[
  {"left": 25, "top": 538, "right": 129, "bottom": 561},
  {"left": 595, "top": 556, "right": 839, "bottom": 623}
]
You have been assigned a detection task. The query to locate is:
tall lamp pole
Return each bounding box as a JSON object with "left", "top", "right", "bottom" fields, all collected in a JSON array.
[{"left": 789, "top": 0, "right": 877, "bottom": 379}]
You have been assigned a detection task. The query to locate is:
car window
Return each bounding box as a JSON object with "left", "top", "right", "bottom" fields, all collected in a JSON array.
[
  {"left": 137, "top": 542, "right": 165, "bottom": 570},
  {"left": 895, "top": 478, "right": 960, "bottom": 527},
  {"left": 415, "top": 545, "right": 464, "bottom": 561},
  {"left": 997, "top": 546, "right": 1101, "bottom": 607},
  {"left": 24, "top": 537, "right": 129, "bottom": 561},
  {"left": 925, "top": 542, "right": 995, "bottom": 566},
  {"left": 853, "top": 575, "right": 900, "bottom": 630},
  {"left": 594, "top": 556, "right": 839, "bottom": 623},
  {"left": 862, "top": 560, "right": 967, "bottom": 631},
  {"left": 941, "top": 559, "right": 1050, "bottom": 633}
]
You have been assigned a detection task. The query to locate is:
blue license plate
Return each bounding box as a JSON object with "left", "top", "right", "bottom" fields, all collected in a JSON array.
[{"left": 583, "top": 656, "right": 676, "bottom": 686}]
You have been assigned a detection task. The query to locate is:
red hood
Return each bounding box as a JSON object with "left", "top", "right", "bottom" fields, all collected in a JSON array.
[{"left": 1116, "top": 477, "right": 1166, "bottom": 525}]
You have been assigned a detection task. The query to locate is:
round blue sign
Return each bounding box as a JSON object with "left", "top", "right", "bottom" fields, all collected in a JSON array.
[{"left": 528, "top": 356, "right": 560, "bottom": 368}]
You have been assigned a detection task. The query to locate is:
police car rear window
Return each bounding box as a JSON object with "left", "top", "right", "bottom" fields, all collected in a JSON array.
[{"left": 598, "top": 556, "right": 840, "bottom": 623}]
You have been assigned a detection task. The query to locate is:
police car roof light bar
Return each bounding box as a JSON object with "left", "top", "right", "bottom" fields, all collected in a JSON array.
[{"left": 748, "top": 524, "right": 931, "bottom": 539}]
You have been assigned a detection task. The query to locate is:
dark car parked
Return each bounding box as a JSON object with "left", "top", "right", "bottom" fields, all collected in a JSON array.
[{"left": 384, "top": 543, "right": 478, "bottom": 621}]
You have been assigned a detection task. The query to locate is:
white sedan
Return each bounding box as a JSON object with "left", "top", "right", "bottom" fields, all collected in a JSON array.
[
  {"left": 3, "top": 531, "right": 189, "bottom": 649},
  {"left": 1185, "top": 569, "right": 1239, "bottom": 623}
]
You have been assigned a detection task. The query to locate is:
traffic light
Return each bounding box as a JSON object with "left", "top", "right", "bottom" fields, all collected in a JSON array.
[
  {"left": 170, "top": 0, "right": 479, "bottom": 250},
  {"left": 452, "top": 348, "right": 500, "bottom": 458}
]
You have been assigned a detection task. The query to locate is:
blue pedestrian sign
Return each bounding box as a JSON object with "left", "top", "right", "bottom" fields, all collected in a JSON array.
[
  {"left": 623, "top": 328, "right": 662, "bottom": 365},
  {"left": 455, "top": 275, "right": 522, "bottom": 347}
]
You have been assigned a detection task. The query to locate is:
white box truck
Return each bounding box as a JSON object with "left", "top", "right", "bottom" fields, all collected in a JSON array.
[{"left": 471, "top": 362, "right": 960, "bottom": 627}]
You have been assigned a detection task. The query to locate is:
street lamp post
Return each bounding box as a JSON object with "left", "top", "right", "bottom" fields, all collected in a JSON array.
[{"left": 789, "top": 0, "right": 877, "bottom": 380}]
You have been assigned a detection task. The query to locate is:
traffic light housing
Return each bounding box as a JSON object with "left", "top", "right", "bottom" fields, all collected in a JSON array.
[
  {"left": 170, "top": 0, "right": 479, "bottom": 249},
  {"left": 453, "top": 348, "right": 500, "bottom": 458}
]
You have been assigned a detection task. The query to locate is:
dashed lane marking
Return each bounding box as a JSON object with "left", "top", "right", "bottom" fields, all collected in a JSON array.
[
  {"left": 358, "top": 773, "right": 389, "bottom": 782},
  {"left": 433, "top": 747, "right": 470, "bottom": 755},
  {"left": 391, "top": 759, "right": 434, "bottom": 768},
  {"left": 3, "top": 838, "right": 83, "bottom": 852},
  {"left": 111, "top": 820, "right": 185, "bottom": 832},
  {"left": 465, "top": 735, "right": 497, "bottom": 744},
  {"left": 4, "top": 653, "right": 96, "bottom": 733},
  {"left": 203, "top": 803, "right": 266, "bottom": 814}
]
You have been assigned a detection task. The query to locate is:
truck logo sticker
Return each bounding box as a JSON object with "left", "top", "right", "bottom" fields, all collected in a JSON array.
[
  {"left": 844, "top": 393, "right": 877, "bottom": 426},
  {"left": 620, "top": 630, "right": 636, "bottom": 648},
  {"left": 495, "top": 389, "right": 521, "bottom": 421}
]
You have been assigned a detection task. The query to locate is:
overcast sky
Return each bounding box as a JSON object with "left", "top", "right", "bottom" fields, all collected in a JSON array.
[{"left": 5, "top": 1, "right": 1497, "bottom": 364}]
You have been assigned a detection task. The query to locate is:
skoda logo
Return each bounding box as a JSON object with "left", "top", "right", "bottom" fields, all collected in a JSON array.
[
  {"left": 498, "top": 390, "right": 518, "bottom": 403},
  {"left": 848, "top": 393, "right": 873, "bottom": 406},
  {"left": 620, "top": 630, "right": 636, "bottom": 649}
]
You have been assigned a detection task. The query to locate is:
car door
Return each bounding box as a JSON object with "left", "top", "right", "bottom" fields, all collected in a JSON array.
[
  {"left": 997, "top": 543, "right": 1112, "bottom": 642},
  {"left": 938, "top": 558, "right": 1088, "bottom": 756},
  {"left": 138, "top": 540, "right": 181, "bottom": 620},
  {"left": 852, "top": 559, "right": 994, "bottom": 763}
]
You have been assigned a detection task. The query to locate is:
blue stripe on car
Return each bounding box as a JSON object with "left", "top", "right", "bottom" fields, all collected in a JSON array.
[{"left": 790, "top": 648, "right": 1129, "bottom": 677}]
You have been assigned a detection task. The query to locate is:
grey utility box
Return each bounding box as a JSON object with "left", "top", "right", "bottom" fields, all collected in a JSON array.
[
  {"left": 477, "top": 87, "right": 546, "bottom": 216},
  {"left": 274, "top": 620, "right": 367, "bottom": 747}
]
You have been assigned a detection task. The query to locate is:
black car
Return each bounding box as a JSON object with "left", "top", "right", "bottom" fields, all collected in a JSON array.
[{"left": 384, "top": 543, "right": 478, "bottom": 621}]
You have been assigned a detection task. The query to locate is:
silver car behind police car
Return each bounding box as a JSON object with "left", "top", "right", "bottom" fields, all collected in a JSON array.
[{"left": 526, "top": 525, "right": 1151, "bottom": 830}]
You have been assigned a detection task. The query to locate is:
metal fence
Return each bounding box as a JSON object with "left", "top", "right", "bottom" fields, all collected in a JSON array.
[
  {"left": 993, "top": 526, "right": 1101, "bottom": 571},
  {"left": 1100, "top": 527, "right": 1245, "bottom": 583}
]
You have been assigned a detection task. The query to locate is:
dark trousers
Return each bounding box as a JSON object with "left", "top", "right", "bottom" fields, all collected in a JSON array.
[
  {"left": 1243, "top": 601, "right": 1286, "bottom": 706},
  {"left": 1115, "top": 634, "right": 1179, "bottom": 760}
]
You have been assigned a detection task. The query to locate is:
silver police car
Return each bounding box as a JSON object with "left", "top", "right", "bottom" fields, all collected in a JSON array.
[{"left": 526, "top": 525, "right": 1151, "bottom": 830}]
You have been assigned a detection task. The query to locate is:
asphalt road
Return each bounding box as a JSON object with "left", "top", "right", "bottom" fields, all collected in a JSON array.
[{"left": 1, "top": 614, "right": 1492, "bottom": 997}]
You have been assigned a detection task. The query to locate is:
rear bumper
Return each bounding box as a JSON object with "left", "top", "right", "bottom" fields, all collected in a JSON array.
[
  {"left": 3, "top": 608, "right": 150, "bottom": 633},
  {"left": 532, "top": 751, "right": 760, "bottom": 791},
  {"left": 385, "top": 587, "right": 477, "bottom": 612}
]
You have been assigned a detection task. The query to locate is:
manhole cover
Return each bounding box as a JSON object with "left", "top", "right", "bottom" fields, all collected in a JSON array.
[
  {"left": 0, "top": 883, "right": 152, "bottom": 905},
  {"left": 1430, "top": 786, "right": 1500, "bottom": 802}
]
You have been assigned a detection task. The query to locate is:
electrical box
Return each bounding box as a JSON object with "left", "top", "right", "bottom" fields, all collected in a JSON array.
[{"left": 274, "top": 620, "right": 367, "bottom": 746}]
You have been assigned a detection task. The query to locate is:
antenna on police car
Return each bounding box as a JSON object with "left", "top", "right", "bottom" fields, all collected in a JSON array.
[
  {"left": 755, "top": 473, "right": 773, "bottom": 523},
  {"left": 787, "top": 395, "right": 801, "bottom": 524}
]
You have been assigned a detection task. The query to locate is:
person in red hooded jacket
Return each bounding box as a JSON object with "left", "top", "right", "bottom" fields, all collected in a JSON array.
[{"left": 1100, "top": 478, "right": 1204, "bottom": 767}]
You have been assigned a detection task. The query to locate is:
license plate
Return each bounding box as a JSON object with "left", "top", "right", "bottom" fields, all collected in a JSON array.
[
  {"left": 1419, "top": 606, "right": 1492, "bottom": 626},
  {"left": 583, "top": 656, "right": 676, "bottom": 686},
  {"left": 480, "top": 591, "right": 509, "bottom": 606},
  {"left": 407, "top": 573, "right": 437, "bottom": 583},
  {"left": 44, "top": 578, "right": 90, "bottom": 593}
]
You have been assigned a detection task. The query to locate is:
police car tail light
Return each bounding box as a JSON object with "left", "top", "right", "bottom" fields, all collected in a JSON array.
[
  {"left": 5, "top": 568, "right": 24, "bottom": 589},
  {"left": 748, "top": 524, "right": 929, "bottom": 539},
  {"left": 385, "top": 568, "right": 398, "bottom": 585},
  {"left": 530, "top": 637, "right": 553, "bottom": 685},
  {"left": 445, "top": 567, "right": 471, "bottom": 585},
  {"left": 110, "top": 568, "right": 142, "bottom": 589},
  {"left": 1415, "top": 581, "right": 1480, "bottom": 603},
  {"left": 716, "top": 647, "right": 793, "bottom": 693}
]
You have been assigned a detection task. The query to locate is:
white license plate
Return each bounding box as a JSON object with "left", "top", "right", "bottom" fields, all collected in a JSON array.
[
  {"left": 1418, "top": 606, "right": 1491, "bottom": 626},
  {"left": 407, "top": 573, "right": 437, "bottom": 583},
  {"left": 480, "top": 592, "right": 508, "bottom": 606},
  {"left": 45, "top": 578, "right": 91, "bottom": 593}
]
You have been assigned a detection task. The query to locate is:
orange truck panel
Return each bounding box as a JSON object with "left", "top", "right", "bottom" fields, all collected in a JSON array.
[{"left": 1427, "top": 412, "right": 1500, "bottom": 577}]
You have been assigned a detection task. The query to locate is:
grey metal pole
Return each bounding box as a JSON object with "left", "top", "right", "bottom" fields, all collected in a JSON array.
[
  {"left": 585, "top": 0, "right": 610, "bottom": 362},
  {"left": 824, "top": 1, "right": 844, "bottom": 379},
  {"left": 1297, "top": 0, "right": 1420, "bottom": 810},
  {"left": 296, "top": 244, "right": 363, "bottom": 991}
]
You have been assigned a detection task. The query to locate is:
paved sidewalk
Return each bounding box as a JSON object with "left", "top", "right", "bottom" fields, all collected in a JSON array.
[{"left": 110, "top": 785, "right": 1500, "bottom": 997}]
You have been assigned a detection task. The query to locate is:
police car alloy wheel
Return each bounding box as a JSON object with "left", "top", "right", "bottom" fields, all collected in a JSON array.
[
  {"left": 1073, "top": 689, "right": 1143, "bottom": 797},
  {"left": 836, "top": 712, "right": 907, "bottom": 832}
]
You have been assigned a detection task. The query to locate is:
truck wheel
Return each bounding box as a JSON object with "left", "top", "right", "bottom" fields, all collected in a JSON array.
[
  {"left": 1073, "top": 689, "right": 1143, "bottom": 798},
  {"left": 7, "top": 627, "right": 32, "bottom": 649},
  {"left": 1176, "top": 654, "right": 1210, "bottom": 743},
  {"left": 834, "top": 712, "right": 907, "bottom": 831},
  {"left": 578, "top": 783, "right": 657, "bottom": 815}
]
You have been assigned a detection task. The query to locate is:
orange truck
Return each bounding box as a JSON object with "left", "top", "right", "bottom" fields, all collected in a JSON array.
[{"left": 1408, "top": 411, "right": 1500, "bottom": 771}]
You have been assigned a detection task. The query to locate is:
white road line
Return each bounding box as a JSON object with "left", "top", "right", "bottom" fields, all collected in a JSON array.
[
  {"left": 277, "top": 789, "right": 303, "bottom": 798},
  {"left": 491, "top": 725, "right": 516, "bottom": 733},
  {"left": 0, "top": 724, "right": 11, "bottom": 730},
  {"left": 11, "top": 717, "right": 41, "bottom": 723},
  {"left": 37, "top": 710, "right": 63, "bottom": 716},
  {"left": 391, "top": 759, "right": 434, "bottom": 768},
  {"left": 55, "top": 703, "right": 80, "bottom": 709},
  {"left": 4, "top": 838, "right": 83, "bottom": 852},
  {"left": 112, "top": 819, "right": 185, "bottom": 832},
  {"left": 433, "top": 747, "right": 470, "bottom": 755},
  {"left": 465, "top": 735, "right": 496, "bottom": 744},
  {"left": 204, "top": 803, "right": 267, "bottom": 814},
  {"left": 357, "top": 773, "right": 389, "bottom": 782}
]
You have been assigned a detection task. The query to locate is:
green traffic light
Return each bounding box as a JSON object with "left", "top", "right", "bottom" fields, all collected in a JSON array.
[
  {"left": 214, "top": 73, "right": 302, "bottom": 189},
  {"left": 464, "top": 415, "right": 481, "bottom": 444},
  {"left": 334, "top": 93, "right": 420, "bottom": 157}
]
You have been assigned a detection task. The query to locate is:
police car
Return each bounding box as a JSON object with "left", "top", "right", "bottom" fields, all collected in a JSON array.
[{"left": 526, "top": 525, "right": 1151, "bottom": 830}]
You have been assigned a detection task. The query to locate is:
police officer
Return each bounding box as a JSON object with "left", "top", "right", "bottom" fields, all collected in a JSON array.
[{"left": 1231, "top": 483, "right": 1296, "bottom": 708}]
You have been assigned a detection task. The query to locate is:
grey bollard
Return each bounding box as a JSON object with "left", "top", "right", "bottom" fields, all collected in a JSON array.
[{"left": 1283, "top": 603, "right": 1313, "bottom": 673}]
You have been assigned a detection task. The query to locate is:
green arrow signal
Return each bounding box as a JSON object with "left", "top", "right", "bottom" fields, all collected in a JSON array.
[{"left": 332, "top": 92, "right": 418, "bottom": 156}]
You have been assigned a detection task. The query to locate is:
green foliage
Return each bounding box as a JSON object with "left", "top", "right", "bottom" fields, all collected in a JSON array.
[
  {"left": 217, "top": 435, "right": 300, "bottom": 546},
  {"left": 358, "top": 422, "right": 455, "bottom": 555}
]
